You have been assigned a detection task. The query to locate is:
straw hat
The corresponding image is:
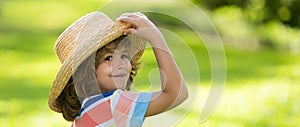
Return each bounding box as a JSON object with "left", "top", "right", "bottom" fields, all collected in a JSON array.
[{"left": 48, "top": 12, "right": 147, "bottom": 112}]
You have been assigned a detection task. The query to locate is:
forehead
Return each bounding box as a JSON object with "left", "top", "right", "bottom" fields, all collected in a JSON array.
[
  {"left": 96, "top": 38, "right": 130, "bottom": 56},
  {"left": 105, "top": 36, "right": 131, "bottom": 50},
  {"left": 102, "top": 42, "right": 129, "bottom": 53},
  {"left": 103, "top": 48, "right": 128, "bottom": 54}
]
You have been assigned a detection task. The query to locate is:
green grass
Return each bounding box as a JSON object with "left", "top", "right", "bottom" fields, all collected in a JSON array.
[{"left": 1, "top": 1, "right": 300, "bottom": 127}]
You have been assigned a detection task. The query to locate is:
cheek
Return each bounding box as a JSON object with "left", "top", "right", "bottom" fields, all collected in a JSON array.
[{"left": 96, "top": 63, "right": 111, "bottom": 76}]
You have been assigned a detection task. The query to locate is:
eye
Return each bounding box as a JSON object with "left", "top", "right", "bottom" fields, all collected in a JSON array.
[
  {"left": 121, "top": 54, "right": 129, "bottom": 60},
  {"left": 104, "top": 56, "right": 112, "bottom": 61}
]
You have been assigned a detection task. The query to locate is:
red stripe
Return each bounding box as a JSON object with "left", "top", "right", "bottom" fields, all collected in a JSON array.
[
  {"left": 74, "top": 113, "right": 97, "bottom": 127},
  {"left": 74, "top": 100, "right": 112, "bottom": 126}
]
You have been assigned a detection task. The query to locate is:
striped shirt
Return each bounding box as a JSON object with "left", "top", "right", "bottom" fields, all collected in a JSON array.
[{"left": 72, "top": 89, "right": 153, "bottom": 127}]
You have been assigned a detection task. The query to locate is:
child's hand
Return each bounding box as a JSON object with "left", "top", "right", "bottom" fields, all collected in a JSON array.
[{"left": 116, "top": 12, "right": 160, "bottom": 42}]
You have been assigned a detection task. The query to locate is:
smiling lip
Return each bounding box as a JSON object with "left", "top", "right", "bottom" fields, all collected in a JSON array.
[{"left": 111, "top": 73, "right": 127, "bottom": 77}]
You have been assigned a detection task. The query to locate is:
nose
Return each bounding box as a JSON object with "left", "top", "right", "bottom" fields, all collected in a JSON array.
[{"left": 112, "top": 57, "right": 128, "bottom": 70}]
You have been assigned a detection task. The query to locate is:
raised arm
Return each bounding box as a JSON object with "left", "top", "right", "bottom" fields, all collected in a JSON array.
[{"left": 117, "top": 12, "right": 188, "bottom": 116}]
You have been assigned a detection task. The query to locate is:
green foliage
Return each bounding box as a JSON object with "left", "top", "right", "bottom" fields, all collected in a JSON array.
[
  {"left": 193, "top": 0, "right": 300, "bottom": 28},
  {"left": 191, "top": 0, "right": 300, "bottom": 52}
]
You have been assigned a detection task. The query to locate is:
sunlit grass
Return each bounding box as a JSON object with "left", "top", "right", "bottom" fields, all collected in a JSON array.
[
  {"left": 177, "top": 79, "right": 300, "bottom": 127},
  {"left": 0, "top": 100, "right": 69, "bottom": 127}
]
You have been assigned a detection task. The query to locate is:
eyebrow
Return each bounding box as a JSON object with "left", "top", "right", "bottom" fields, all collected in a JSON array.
[
  {"left": 122, "top": 49, "right": 128, "bottom": 53},
  {"left": 103, "top": 49, "right": 128, "bottom": 56},
  {"left": 114, "top": 48, "right": 128, "bottom": 53}
]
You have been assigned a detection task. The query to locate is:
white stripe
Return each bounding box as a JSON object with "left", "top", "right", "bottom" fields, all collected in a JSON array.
[
  {"left": 110, "top": 90, "right": 122, "bottom": 113},
  {"left": 125, "top": 94, "right": 139, "bottom": 127}
]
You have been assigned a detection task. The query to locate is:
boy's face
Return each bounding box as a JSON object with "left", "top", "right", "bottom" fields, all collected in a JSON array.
[{"left": 96, "top": 48, "right": 131, "bottom": 92}]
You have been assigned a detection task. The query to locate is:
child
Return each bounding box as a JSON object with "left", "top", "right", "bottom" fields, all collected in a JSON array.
[{"left": 48, "top": 12, "right": 188, "bottom": 127}]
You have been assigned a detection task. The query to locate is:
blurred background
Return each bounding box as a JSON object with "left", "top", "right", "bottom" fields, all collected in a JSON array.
[{"left": 0, "top": 0, "right": 299, "bottom": 126}]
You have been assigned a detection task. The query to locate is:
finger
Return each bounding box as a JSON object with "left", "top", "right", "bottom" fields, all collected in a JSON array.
[
  {"left": 116, "top": 17, "right": 138, "bottom": 26},
  {"left": 120, "top": 13, "right": 139, "bottom": 18},
  {"left": 125, "top": 23, "right": 132, "bottom": 28},
  {"left": 118, "top": 22, "right": 132, "bottom": 29},
  {"left": 124, "top": 28, "right": 137, "bottom": 35},
  {"left": 117, "top": 12, "right": 146, "bottom": 23},
  {"left": 117, "top": 13, "right": 133, "bottom": 21},
  {"left": 120, "top": 13, "right": 132, "bottom": 17},
  {"left": 122, "top": 22, "right": 137, "bottom": 29},
  {"left": 133, "top": 12, "right": 145, "bottom": 17},
  {"left": 116, "top": 18, "right": 136, "bottom": 30}
]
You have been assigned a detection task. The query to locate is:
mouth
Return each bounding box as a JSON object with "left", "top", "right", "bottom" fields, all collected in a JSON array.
[{"left": 111, "top": 73, "right": 128, "bottom": 78}]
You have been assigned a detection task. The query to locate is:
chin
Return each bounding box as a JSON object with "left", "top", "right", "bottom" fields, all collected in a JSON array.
[{"left": 116, "top": 85, "right": 126, "bottom": 89}]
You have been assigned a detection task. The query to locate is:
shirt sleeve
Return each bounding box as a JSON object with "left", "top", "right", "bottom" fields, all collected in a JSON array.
[{"left": 110, "top": 90, "right": 153, "bottom": 127}]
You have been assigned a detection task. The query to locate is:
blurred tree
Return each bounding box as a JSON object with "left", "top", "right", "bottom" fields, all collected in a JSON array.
[
  {"left": 264, "top": 0, "right": 300, "bottom": 28},
  {"left": 191, "top": 0, "right": 300, "bottom": 28}
]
